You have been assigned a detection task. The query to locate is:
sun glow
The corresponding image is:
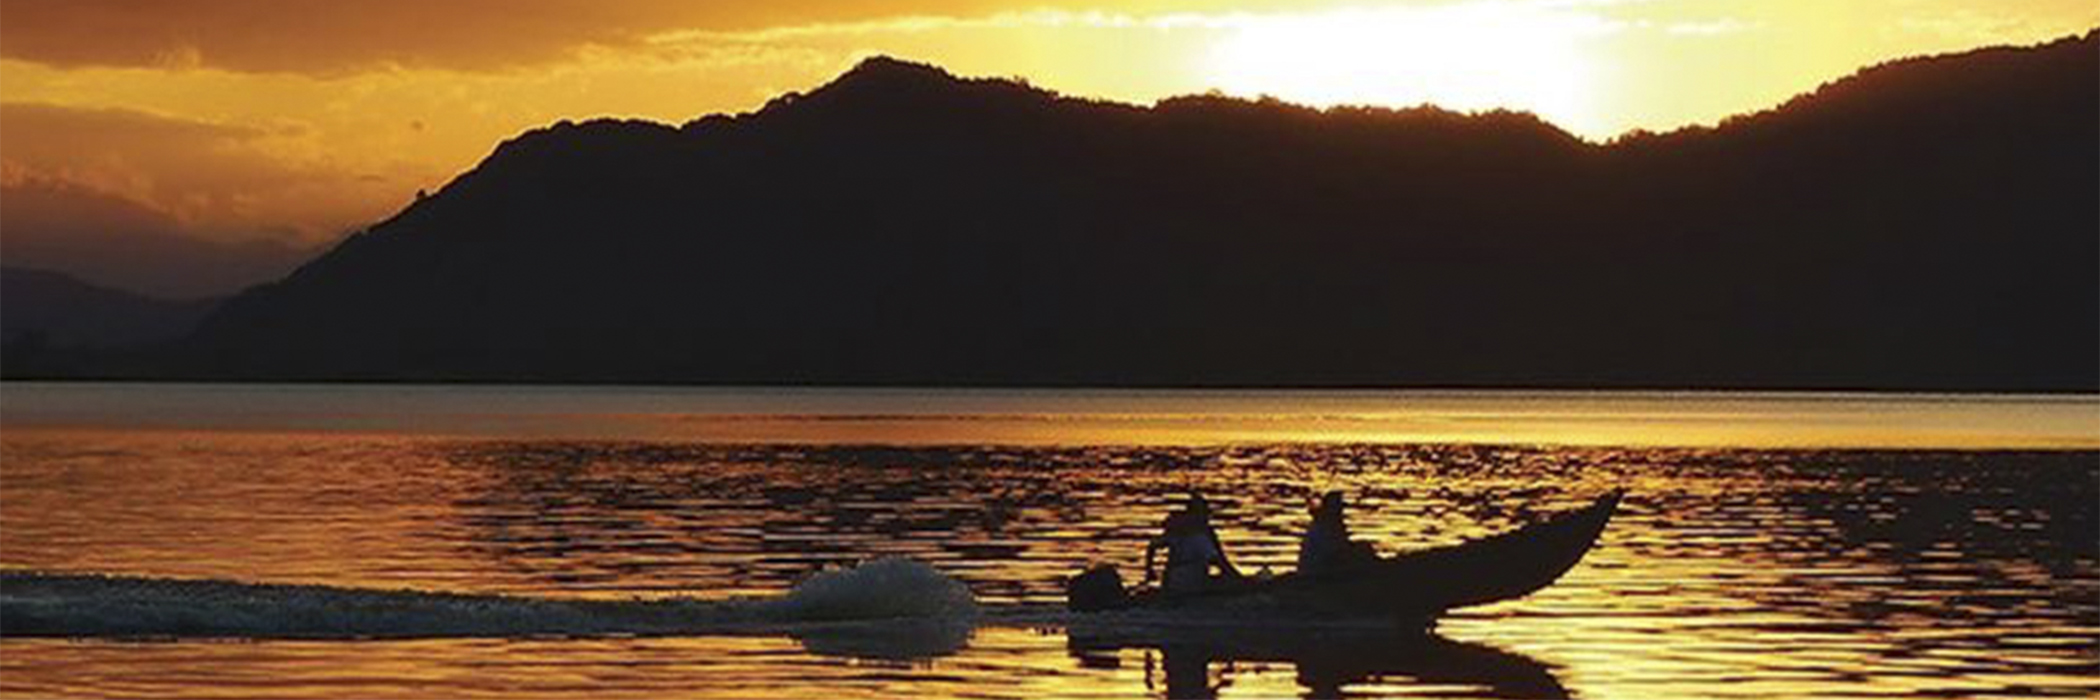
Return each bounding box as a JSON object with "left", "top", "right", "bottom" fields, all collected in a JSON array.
[{"left": 1205, "top": 3, "right": 1618, "bottom": 134}]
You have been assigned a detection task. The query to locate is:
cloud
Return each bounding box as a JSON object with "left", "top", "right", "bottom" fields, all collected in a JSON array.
[
  {"left": 0, "top": 172, "right": 317, "bottom": 297},
  {"left": 2, "top": 102, "right": 272, "bottom": 196},
  {"left": 0, "top": 0, "right": 1398, "bottom": 74},
  {"left": 1664, "top": 18, "right": 1760, "bottom": 36},
  {"left": 0, "top": 102, "right": 405, "bottom": 295},
  {"left": 0, "top": 0, "right": 680, "bottom": 73},
  {"left": 0, "top": 0, "right": 1185, "bottom": 74},
  {"left": 645, "top": 8, "right": 1238, "bottom": 46},
  {"left": 0, "top": 101, "right": 394, "bottom": 241}
]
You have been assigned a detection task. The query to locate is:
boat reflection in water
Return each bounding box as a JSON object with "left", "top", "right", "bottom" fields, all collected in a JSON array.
[{"left": 1068, "top": 624, "right": 1566, "bottom": 699}]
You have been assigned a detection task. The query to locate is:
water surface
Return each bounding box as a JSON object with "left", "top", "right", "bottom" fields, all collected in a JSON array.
[
  {"left": 2, "top": 383, "right": 2095, "bottom": 698},
  {"left": 5, "top": 382, "right": 2096, "bottom": 448}
]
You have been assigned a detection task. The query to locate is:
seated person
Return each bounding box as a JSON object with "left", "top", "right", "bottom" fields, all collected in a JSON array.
[
  {"left": 1143, "top": 494, "right": 1242, "bottom": 594},
  {"left": 1298, "top": 491, "right": 1377, "bottom": 577}
]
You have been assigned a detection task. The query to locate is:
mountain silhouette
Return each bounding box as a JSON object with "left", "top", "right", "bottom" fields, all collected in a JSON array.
[
  {"left": 0, "top": 267, "right": 217, "bottom": 376},
  {"left": 69, "top": 32, "right": 2099, "bottom": 389}
]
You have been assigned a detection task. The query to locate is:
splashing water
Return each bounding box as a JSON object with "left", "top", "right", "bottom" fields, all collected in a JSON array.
[{"left": 772, "top": 556, "right": 979, "bottom": 622}]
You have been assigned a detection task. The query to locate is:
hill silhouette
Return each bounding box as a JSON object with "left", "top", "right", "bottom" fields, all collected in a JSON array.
[
  {"left": 84, "top": 32, "right": 2100, "bottom": 389},
  {"left": 0, "top": 267, "right": 217, "bottom": 376}
]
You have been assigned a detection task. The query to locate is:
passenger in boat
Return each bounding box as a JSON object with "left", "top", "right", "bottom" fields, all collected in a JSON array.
[
  {"left": 1143, "top": 494, "right": 1242, "bottom": 594},
  {"left": 1298, "top": 491, "right": 1377, "bottom": 577}
]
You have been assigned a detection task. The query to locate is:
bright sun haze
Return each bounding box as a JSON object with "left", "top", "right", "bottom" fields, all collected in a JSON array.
[{"left": 1206, "top": 3, "right": 1615, "bottom": 131}]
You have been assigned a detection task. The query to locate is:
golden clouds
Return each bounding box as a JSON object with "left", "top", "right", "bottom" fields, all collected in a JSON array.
[
  {"left": 0, "top": 0, "right": 839, "bottom": 73},
  {"left": 0, "top": 102, "right": 394, "bottom": 240},
  {"left": 0, "top": 0, "right": 1270, "bottom": 74},
  {"left": 0, "top": 170, "right": 317, "bottom": 297},
  {"left": 0, "top": 103, "right": 359, "bottom": 294}
]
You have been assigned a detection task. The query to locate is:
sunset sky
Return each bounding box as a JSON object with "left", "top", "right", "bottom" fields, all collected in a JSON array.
[{"left": 1, "top": 0, "right": 2094, "bottom": 296}]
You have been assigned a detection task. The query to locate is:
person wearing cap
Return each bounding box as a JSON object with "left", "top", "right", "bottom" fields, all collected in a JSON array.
[
  {"left": 1298, "top": 491, "right": 1376, "bottom": 578},
  {"left": 1142, "top": 494, "right": 1243, "bottom": 594}
]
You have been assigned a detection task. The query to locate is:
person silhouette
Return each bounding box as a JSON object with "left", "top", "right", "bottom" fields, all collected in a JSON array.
[
  {"left": 1298, "top": 491, "right": 1377, "bottom": 577},
  {"left": 1143, "top": 494, "right": 1242, "bottom": 594}
]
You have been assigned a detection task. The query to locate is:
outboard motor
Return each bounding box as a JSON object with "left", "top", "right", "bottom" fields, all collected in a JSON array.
[{"left": 1065, "top": 564, "right": 1131, "bottom": 612}]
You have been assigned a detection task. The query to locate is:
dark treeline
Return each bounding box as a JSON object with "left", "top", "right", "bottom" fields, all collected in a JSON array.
[{"left": 18, "top": 31, "right": 2094, "bottom": 389}]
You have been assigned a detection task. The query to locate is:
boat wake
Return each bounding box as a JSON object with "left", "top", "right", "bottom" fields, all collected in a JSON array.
[
  {"left": 0, "top": 560, "right": 1574, "bottom": 693},
  {"left": 1, "top": 558, "right": 1434, "bottom": 653},
  {"left": 0, "top": 558, "right": 984, "bottom": 642}
]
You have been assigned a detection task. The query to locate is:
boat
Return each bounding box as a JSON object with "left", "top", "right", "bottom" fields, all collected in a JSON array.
[{"left": 1066, "top": 490, "right": 1622, "bottom": 625}]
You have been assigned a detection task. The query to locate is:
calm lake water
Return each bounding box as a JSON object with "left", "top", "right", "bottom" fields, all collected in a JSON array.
[{"left": 1, "top": 383, "right": 2096, "bottom": 699}]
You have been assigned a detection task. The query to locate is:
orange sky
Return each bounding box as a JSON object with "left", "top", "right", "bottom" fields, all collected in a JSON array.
[{"left": 0, "top": 0, "right": 2094, "bottom": 295}]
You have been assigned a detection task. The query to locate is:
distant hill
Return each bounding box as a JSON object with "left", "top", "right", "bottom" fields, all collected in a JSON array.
[
  {"left": 1, "top": 267, "right": 216, "bottom": 376},
  {"left": 137, "top": 31, "right": 2099, "bottom": 389},
  {"left": 0, "top": 174, "right": 321, "bottom": 299}
]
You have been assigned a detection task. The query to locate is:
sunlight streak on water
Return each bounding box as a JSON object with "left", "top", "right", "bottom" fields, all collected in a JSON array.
[
  {"left": 1, "top": 385, "right": 2096, "bottom": 698},
  {"left": 4, "top": 384, "right": 2100, "bottom": 693},
  {"left": 3, "top": 383, "right": 2095, "bottom": 448}
]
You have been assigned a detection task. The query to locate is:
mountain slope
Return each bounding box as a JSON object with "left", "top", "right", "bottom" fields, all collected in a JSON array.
[
  {"left": 173, "top": 33, "right": 2098, "bottom": 389},
  {"left": 1, "top": 267, "right": 217, "bottom": 377}
]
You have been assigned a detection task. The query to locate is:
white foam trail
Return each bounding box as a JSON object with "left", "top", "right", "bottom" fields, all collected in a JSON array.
[{"left": 0, "top": 558, "right": 980, "bottom": 639}]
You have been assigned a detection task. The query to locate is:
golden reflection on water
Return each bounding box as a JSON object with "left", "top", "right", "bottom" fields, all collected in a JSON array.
[
  {"left": 647, "top": 393, "right": 2100, "bottom": 449},
  {"left": 2, "top": 413, "right": 2097, "bottom": 698},
  {"left": 4, "top": 384, "right": 2096, "bottom": 449},
  {"left": 1, "top": 630, "right": 1401, "bottom": 700}
]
